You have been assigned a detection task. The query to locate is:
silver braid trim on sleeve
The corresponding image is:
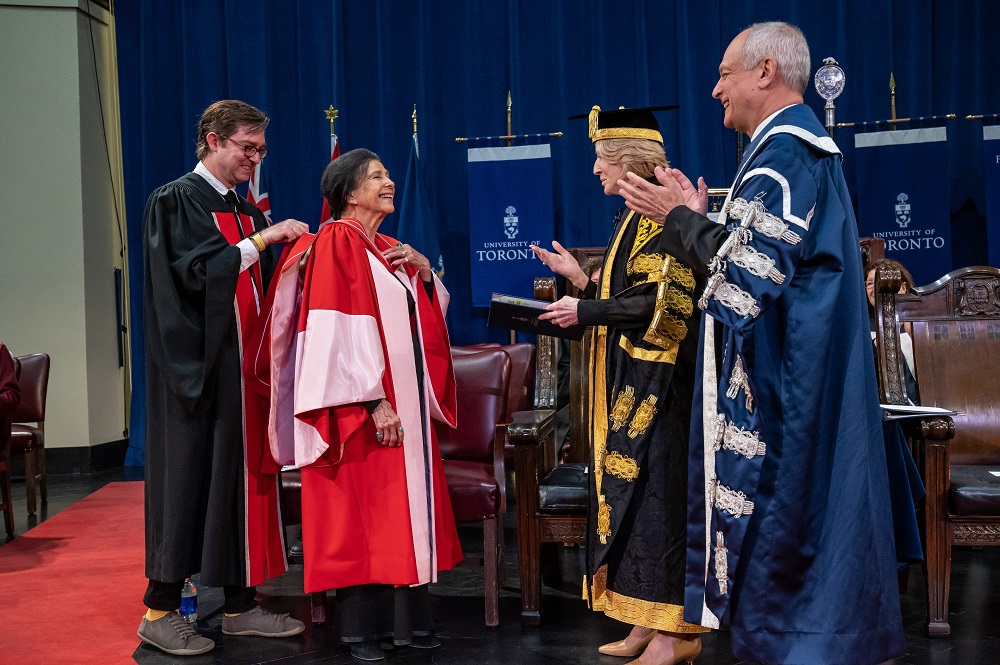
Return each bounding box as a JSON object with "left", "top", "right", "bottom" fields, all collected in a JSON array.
[
  {"left": 729, "top": 244, "right": 785, "bottom": 285},
  {"left": 715, "top": 531, "right": 729, "bottom": 595},
  {"left": 713, "top": 281, "right": 761, "bottom": 318},
  {"left": 725, "top": 355, "right": 754, "bottom": 412},
  {"left": 725, "top": 196, "right": 801, "bottom": 246},
  {"left": 714, "top": 481, "right": 755, "bottom": 517}
]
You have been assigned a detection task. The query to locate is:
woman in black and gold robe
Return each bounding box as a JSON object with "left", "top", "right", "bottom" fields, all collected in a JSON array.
[{"left": 532, "top": 106, "right": 708, "bottom": 665}]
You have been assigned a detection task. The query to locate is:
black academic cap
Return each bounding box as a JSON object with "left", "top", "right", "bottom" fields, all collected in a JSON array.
[{"left": 569, "top": 105, "right": 679, "bottom": 144}]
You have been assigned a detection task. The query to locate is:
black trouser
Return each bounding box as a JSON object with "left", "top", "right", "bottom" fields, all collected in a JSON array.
[
  {"left": 336, "top": 584, "right": 434, "bottom": 644},
  {"left": 144, "top": 579, "right": 257, "bottom": 614}
]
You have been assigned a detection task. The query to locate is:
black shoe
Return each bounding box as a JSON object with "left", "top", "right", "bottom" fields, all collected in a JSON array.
[
  {"left": 348, "top": 640, "right": 385, "bottom": 661},
  {"left": 409, "top": 635, "right": 442, "bottom": 649}
]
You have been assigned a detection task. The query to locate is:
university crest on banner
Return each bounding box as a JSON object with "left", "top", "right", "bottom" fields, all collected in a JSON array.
[
  {"left": 895, "top": 193, "right": 911, "bottom": 228},
  {"left": 504, "top": 206, "right": 519, "bottom": 239},
  {"left": 467, "top": 144, "right": 554, "bottom": 306},
  {"left": 855, "top": 127, "right": 952, "bottom": 285}
]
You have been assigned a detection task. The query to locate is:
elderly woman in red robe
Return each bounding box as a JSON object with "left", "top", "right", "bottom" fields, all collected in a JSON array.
[{"left": 260, "top": 148, "right": 461, "bottom": 661}]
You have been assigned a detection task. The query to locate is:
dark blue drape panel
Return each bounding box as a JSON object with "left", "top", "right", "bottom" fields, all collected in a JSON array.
[{"left": 118, "top": 0, "right": 1000, "bottom": 465}]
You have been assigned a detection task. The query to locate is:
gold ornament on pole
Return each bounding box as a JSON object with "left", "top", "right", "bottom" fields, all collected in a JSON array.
[
  {"left": 325, "top": 105, "right": 339, "bottom": 134},
  {"left": 454, "top": 92, "right": 563, "bottom": 143}
]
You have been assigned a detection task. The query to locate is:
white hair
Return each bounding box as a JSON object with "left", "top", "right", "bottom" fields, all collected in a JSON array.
[{"left": 742, "top": 22, "right": 810, "bottom": 94}]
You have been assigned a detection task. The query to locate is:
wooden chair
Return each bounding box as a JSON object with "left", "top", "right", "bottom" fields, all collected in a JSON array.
[
  {"left": 0, "top": 420, "right": 12, "bottom": 539},
  {"left": 860, "top": 236, "right": 886, "bottom": 272},
  {"left": 438, "top": 347, "right": 511, "bottom": 627},
  {"left": 508, "top": 266, "right": 601, "bottom": 626},
  {"left": 0, "top": 352, "right": 17, "bottom": 539},
  {"left": 874, "top": 264, "right": 1000, "bottom": 636},
  {"left": 10, "top": 353, "right": 49, "bottom": 515}
]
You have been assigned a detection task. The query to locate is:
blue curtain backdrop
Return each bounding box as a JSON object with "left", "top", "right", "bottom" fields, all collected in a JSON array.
[{"left": 117, "top": 0, "right": 1000, "bottom": 464}]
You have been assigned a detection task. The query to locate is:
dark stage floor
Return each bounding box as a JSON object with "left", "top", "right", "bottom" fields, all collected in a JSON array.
[{"left": 4, "top": 471, "right": 999, "bottom": 664}]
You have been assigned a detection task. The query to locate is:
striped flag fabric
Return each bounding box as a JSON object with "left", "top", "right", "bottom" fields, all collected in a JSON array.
[
  {"left": 397, "top": 131, "right": 445, "bottom": 279},
  {"left": 319, "top": 133, "right": 340, "bottom": 225},
  {"left": 246, "top": 162, "right": 272, "bottom": 223}
]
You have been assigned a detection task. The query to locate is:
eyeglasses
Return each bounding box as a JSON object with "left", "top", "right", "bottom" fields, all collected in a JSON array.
[{"left": 217, "top": 134, "right": 268, "bottom": 159}]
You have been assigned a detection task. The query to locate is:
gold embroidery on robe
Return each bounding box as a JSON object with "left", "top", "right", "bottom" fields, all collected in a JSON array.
[
  {"left": 645, "top": 310, "right": 689, "bottom": 348},
  {"left": 667, "top": 261, "right": 695, "bottom": 290},
  {"left": 628, "top": 252, "right": 665, "bottom": 276},
  {"left": 609, "top": 386, "right": 635, "bottom": 432},
  {"left": 629, "top": 215, "right": 663, "bottom": 260},
  {"left": 600, "top": 590, "right": 711, "bottom": 633},
  {"left": 619, "top": 335, "right": 679, "bottom": 364},
  {"left": 604, "top": 451, "right": 639, "bottom": 481},
  {"left": 597, "top": 496, "right": 612, "bottom": 543},
  {"left": 628, "top": 394, "right": 658, "bottom": 438}
]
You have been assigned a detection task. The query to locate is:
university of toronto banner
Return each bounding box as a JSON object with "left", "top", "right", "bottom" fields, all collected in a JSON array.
[
  {"left": 855, "top": 127, "right": 951, "bottom": 286},
  {"left": 984, "top": 125, "right": 1000, "bottom": 268},
  {"left": 467, "top": 144, "right": 554, "bottom": 306}
]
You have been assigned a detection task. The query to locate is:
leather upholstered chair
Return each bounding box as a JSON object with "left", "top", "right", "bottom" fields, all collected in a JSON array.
[
  {"left": 10, "top": 353, "right": 49, "bottom": 515},
  {"left": 874, "top": 265, "right": 1000, "bottom": 636},
  {"left": 438, "top": 347, "right": 511, "bottom": 627}
]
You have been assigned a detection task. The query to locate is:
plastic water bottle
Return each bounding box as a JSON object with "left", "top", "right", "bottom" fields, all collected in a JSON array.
[{"left": 179, "top": 578, "right": 198, "bottom": 623}]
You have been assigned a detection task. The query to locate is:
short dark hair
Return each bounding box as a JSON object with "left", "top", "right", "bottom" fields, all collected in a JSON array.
[
  {"left": 321, "top": 148, "right": 381, "bottom": 220},
  {"left": 196, "top": 100, "right": 269, "bottom": 160}
]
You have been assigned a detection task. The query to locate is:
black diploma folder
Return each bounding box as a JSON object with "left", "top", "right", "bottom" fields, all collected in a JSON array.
[{"left": 487, "top": 294, "right": 586, "bottom": 341}]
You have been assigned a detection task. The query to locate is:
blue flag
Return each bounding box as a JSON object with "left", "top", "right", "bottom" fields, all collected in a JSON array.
[
  {"left": 397, "top": 132, "right": 444, "bottom": 278},
  {"left": 984, "top": 125, "right": 1000, "bottom": 268},
  {"left": 467, "top": 143, "right": 554, "bottom": 307},
  {"left": 855, "top": 127, "right": 952, "bottom": 286}
]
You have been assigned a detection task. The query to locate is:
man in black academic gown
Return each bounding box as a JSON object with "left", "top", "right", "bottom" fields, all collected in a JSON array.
[{"left": 138, "top": 100, "right": 309, "bottom": 657}]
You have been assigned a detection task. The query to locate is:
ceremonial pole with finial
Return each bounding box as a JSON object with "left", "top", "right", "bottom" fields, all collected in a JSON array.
[
  {"left": 454, "top": 93, "right": 563, "bottom": 143},
  {"left": 319, "top": 105, "right": 341, "bottom": 224},
  {"left": 506, "top": 91, "right": 513, "bottom": 147},
  {"left": 412, "top": 104, "right": 419, "bottom": 157},
  {"left": 889, "top": 74, "right": 899, "bottom": 128}
]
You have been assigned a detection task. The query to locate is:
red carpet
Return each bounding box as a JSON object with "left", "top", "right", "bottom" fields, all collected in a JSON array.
[{"left": 0, "top": 481, "right": 147, "bottom": 664}]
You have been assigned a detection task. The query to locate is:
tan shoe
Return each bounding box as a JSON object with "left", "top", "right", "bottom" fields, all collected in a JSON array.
[
  {"left": 598, "top": 629, "right": 656, "bottom": 657},
  {"left": 624, "top": 636, "right": 702, "bottom": 665}
]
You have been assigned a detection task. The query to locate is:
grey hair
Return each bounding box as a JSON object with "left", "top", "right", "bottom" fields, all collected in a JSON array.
[{"left": 742, "top": 22, "right": 810, "bottom": 95}]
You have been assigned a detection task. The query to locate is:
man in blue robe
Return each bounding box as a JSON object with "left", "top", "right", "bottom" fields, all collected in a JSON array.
[{"left": 619, "top": 21, "right": 905, "bottom": 665}]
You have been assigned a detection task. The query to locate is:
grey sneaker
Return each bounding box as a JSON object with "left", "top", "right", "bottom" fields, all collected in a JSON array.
[
  {"left": 137, "top": 612, "right": 215, "bottom": 656},
  {"left": 221, "top": 606, "right": 305, "bottom": 637}
]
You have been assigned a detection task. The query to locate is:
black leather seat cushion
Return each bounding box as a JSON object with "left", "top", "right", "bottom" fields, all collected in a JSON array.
[
  {"left": 950, "top": 465, "right": 1000, "bottom": 516},
  {"left": 538, "top": 462, "right": 588, "bottom": 514},
  {"left": 280, "top": 469, "right": 303, "bottom": 524}
]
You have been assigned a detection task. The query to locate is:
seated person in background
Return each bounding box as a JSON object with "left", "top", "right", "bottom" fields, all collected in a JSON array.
[
  {"left": 866, "top": 258, "right": 918, "bottom": 403},
  {"left": 865, "top": 259, "right": 924, "bottom": 568},
  {"left": 580, "top": 256, "right": 603, "bottom": 285}
]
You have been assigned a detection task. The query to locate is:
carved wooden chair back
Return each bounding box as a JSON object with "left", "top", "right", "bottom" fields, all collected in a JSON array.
[{"left": 874, "top": 264, "right": 1000, "bottom": 636}]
